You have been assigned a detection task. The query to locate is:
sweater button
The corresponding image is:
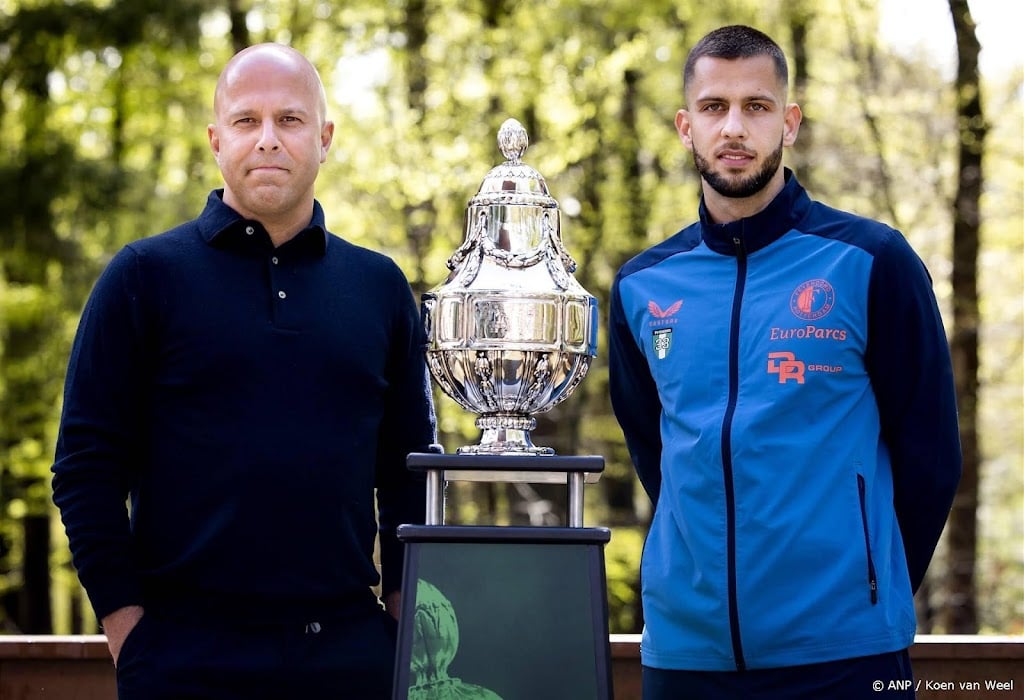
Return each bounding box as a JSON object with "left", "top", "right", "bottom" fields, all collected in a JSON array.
[
  {"left": 278, "top": 290, "right": 286, "bottom": 299},
  {"left": 245, "top": 226, "right": 255, "bottom": 235}
]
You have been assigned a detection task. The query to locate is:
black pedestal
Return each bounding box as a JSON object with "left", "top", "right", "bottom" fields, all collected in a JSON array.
[{"left": 392, "top": 453, "right": 614, "bottom": 700}]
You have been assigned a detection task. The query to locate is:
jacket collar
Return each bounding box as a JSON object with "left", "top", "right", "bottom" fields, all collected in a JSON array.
[{"left": 698, "top": 169, "right": 810, "bottom": 256}]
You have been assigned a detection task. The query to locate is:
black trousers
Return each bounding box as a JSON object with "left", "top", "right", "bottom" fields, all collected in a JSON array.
[
  {"left": 642, "top": 649, "right": 916, "bottom": 700},
  {"left": 115, "top": 607, "right": 398, "bottom": 700}
]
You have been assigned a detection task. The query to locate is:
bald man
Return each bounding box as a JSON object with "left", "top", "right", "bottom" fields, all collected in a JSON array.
[{"left": 53, "top": 44, "right": 437, "bottom": 699}]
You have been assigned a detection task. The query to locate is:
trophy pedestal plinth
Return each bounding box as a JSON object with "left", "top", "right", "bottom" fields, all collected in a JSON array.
[{"left": 394, "top": 453, "right": 612, "bottom": 700}]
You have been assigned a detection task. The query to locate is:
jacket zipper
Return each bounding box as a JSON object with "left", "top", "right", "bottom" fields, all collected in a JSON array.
[
  {"left": 857, "top": 474, "right": 880, "bottom": 604},
  {"left": 723, "top": 234, "right": 747, "bottom": 671}
]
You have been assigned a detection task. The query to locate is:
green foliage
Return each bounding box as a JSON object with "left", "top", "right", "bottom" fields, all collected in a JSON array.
[
  {"left": 974, "top": 68, "right": 1024, "bottom": 634},
  {"left": 0, "top": 0, "right": 1019, "bottom": 635},
  {"left": 0, "top": 0, "right": 214, "bottom": 632},
  {"left": 604, "top": 526, "right": 645, "bottom": 633}
]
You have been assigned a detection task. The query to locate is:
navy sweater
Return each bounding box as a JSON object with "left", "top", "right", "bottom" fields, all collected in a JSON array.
[{"left": 52, "top": 191, "right": 436, "bottom": 623}]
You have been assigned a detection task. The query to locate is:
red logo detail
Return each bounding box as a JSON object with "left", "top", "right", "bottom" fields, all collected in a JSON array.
[
  {"left": 790, "top": 280, "right": 835, "bottom": 321},
  {"left": 767, "top": 351, "right": 805, "bottom": 384},
  {"left": 648, "top": 300, "right": 683, "bottom": 319}
]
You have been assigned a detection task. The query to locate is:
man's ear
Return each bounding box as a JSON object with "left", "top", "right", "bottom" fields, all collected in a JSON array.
[
  {"left": 320, "top": 120, "right": 335, "bottom": 164},
  {"left": 675, "top": 109, "right": 693, "bottom": 151},
  {"left": 208, "top": 124, "right": 220, "bottom": 161},
  {"left": 783, "top": 103, "right": 802, "bottom": 147}
]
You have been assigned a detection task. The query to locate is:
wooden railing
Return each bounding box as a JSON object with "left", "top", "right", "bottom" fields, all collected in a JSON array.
[
  {"left": 610, "top": 635, "right": 1024, "bottom": 700},
  {"left": 1, "top": 634, "right": 1020, "bottom": 699},
  {"left": 0, "top": 635, "right": 112, "bottom": 699}
]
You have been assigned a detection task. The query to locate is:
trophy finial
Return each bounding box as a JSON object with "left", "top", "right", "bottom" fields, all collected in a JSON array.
[{"left": 497, "top": 118, "right": 528, "bottom": 164}]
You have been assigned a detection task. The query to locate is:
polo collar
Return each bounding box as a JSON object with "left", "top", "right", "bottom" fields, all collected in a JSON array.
[{"left": 197, "top": 189, "right": 329, "bottom": 256}]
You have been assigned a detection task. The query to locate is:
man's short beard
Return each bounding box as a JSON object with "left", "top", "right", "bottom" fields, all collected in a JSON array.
[{"left": 693, "top": 139, "right": 784, "bottom": 199}]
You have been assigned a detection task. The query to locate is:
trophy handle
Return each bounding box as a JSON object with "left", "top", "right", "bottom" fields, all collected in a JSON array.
[{"left": 447, "top": 209, "right": 487, "bottom": 271}]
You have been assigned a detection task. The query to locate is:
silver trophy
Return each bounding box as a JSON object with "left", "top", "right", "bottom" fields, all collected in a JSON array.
[{"left": 422, "top": 118, "right": 598, "bottom": 455}]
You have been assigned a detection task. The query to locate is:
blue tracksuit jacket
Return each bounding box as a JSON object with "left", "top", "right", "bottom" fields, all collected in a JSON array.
[{"left": 608, "top": 171, "right": 961, "bottom": 671}]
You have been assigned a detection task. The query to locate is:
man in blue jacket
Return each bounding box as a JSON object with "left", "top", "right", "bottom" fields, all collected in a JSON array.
[
  {"left": 52, "top": 43, "right": 436, "bottom": 699},
  {"left": 609, "top": 25, "right": 961, "bottom": 699}
]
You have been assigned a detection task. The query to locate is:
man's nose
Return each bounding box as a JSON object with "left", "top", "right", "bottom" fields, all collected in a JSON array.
[
  {"left": 721, "top": 107, "right": 747, "bottom": 139},
  {"left": 256, "top": 121, "right": 281, "bottom": 151}
]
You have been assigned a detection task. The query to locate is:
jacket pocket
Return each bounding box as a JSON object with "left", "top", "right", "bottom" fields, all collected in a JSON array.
[{"left": 857, "top": 474, "right": 879, "bottom": 604}]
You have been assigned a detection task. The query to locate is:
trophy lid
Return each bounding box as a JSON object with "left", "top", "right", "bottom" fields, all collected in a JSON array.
[{"left": 469, "top": 118, "right": 558, "bottom": 209}]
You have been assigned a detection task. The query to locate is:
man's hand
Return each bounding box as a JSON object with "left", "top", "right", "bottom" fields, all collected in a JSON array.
[
  {"left": 101, "top": 605, "right": 145, "bottom": 667},
  {"left": 383, "top": 591, "right": 401, "bottom": 620}
]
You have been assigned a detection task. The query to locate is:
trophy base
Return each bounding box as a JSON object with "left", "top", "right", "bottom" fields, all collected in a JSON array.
[{"left": 457, "top": 415, "right": 555, "bottom": 456}]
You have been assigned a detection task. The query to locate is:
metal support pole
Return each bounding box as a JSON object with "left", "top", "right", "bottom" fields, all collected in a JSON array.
[
  {"left": 567, "top": 471, "right": 585, "bottom": 527},
  {"left": 425, "top": 469, "right": 444, "bottom": 525}
]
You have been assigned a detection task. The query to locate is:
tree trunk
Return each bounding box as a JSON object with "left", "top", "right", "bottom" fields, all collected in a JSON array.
[
  {"left": 942, "top": 0, "right": 985, "bottom": 634},
  {"left": 784, "top": 0, "right": 815, "bottom": 189},
  {"left": 20, "top": 515, "right": 52, "bottom": 633},
  {"left": 227, "top": 0, "right": 249, "bottom": 55}
]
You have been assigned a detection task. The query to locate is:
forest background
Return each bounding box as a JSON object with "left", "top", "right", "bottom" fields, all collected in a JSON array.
[{"left": 0, "top": 0, "right": 1020, "bottom": 637}]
